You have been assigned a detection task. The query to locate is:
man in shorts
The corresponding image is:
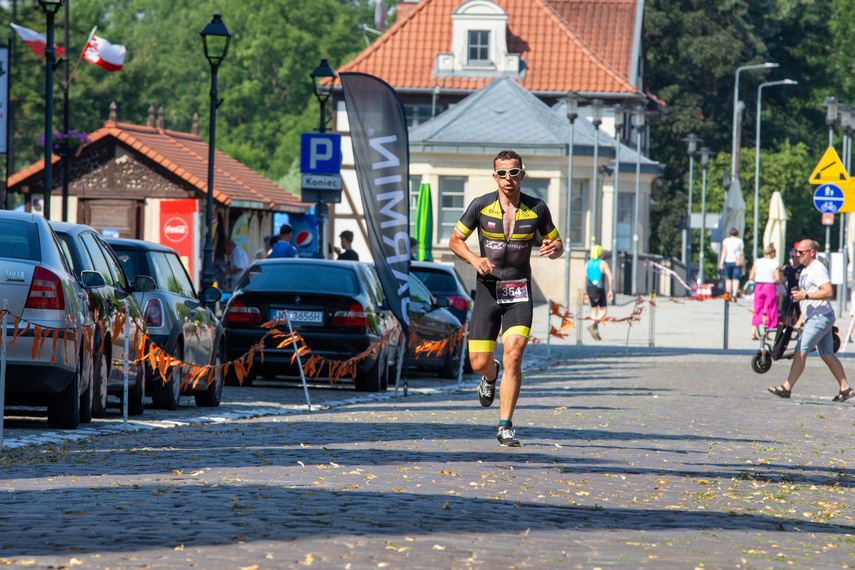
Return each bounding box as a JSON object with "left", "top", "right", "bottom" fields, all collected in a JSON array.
[
  {"left": 583, "top": 244, "right": 614, "bottom": 340},
  {"left": 449, "top": 150, "right": 563, "bottom": 446},
  {"left": 767, "top": 240, "right": 853, "bottom": 402}
]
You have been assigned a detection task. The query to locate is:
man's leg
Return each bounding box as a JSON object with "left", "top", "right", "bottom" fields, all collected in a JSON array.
[
  {"left": 782, "top": 350, "right": 806, "bottom": 391},
  {"left": 820, "top": 354, "right": 850, "bottom": 392},
  {"left": 471, "top": 352, "right": 497, "bottom": 379},
  {"left": 498, "top": 334, "right": 528, "bottom": 423}
]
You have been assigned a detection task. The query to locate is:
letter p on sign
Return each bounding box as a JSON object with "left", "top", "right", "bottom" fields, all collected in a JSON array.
[{"left": 301, "top": 133, "right": 342, "bottom": 175}]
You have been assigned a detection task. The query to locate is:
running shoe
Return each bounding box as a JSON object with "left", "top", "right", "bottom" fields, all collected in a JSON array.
[
  {"left": 477, "top": 359, "right": 500, "bottom": 407},
  {"left": 587, "top": 324, "right": 598, "bottom": 340},
  {"left": 497, "top": 427, "right": 520, "bottom": 447}
]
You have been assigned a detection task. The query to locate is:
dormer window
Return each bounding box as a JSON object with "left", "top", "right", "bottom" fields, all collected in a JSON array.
[
  {"left": 468, "top": 30, "right": 490, "bottom": 64},
  {"left": 435, "top": 0, "right": 524, "bottom": 78}
]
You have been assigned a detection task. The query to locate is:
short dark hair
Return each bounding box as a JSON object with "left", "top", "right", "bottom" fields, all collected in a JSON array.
[
  {"left": 729, "top": 228, "right": 739, "bottom": 237},
  {"left": 279, "top": 223, "right": 293, "bottom": 236},
  {"left": 340, "top": 230, "right": 354, "bottom": 243},
  {"left": 493, "top": 149, "right": 523, "bottom": 170}
]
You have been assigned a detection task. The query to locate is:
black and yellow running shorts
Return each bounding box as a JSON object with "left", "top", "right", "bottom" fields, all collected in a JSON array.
[{"left": 468, "top": 278, "right": 533, "bottom": 353}]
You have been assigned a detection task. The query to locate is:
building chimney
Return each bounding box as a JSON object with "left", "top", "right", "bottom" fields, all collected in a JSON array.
[
  {"left": 109, "top": 101, "right": 117, "bottom": 122},
  {"left": 396, "top": 0, "right": 419, "bottom": 19},
  {"left": 157, "top": 106, "right": 165, "bottom": 130},
  {"left": 192, "top": 113, "right": 199, "bottom": 136},
  {"left": 147, "top": 105, "right": 155, "bottom": 127}
]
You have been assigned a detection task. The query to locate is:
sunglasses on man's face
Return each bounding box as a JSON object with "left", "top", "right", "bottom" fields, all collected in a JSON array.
[
  {"left": 494, "top": 168, "right": 523, "bottom": 178},
  {"left": 796, "top": 249, "right": 813, "bottom": 255}
]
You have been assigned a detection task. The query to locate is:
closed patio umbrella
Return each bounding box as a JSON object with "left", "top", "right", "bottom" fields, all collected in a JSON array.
[
  {"left": 415, "top": 182, "right": 433, "bottom": 261},
  {"left": 763, "top": 191, "right": 788, "bottom": 266},
  {"left": 722, "top": 179, "right": 746, "bottom": 252}
]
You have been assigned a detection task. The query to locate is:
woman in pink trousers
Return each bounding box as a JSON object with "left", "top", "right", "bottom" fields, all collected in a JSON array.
[{"left": 749, "top": 244, "right": 783, "bottom": 340}]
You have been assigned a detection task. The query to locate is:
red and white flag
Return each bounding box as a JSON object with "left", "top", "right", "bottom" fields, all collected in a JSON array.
[
  {"left": 82, "top": 29, "right": 125, "bottom": 72},
  {"left": 10, "top": 23, "right": 65, "bottom": 57}
]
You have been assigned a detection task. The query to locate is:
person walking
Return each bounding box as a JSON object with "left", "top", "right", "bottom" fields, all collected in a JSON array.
[
  {"left": 449, "top": 149, "right": 563, "bottom": 447},
  {"left": 749, "top": 244, "right": 782, "bottom": 340},
  {"left": 583, "top": 245, "right": 614, "bottom": 340},
  {"left": 719, "top": 228, "right": 745, "bottom": 301},
  {"left": 767, "top": 239, "right": 854, "bottom": 402}
]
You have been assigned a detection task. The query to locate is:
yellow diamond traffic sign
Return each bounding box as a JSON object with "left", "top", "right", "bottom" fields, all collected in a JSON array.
[{"left": 809, "top": 146, "right": 850, "bottom": 184}]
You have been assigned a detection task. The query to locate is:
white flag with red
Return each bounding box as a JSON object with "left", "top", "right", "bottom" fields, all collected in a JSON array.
[
  {"left": 10, "top": 23, "right": 65, "bottom": 57},
  {"left": 82, "top": 31, "right": 125, "bottom": 72}
]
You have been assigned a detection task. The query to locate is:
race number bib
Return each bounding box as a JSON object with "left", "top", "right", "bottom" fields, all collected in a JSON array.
[{"left": 497, "top": 280, "right": 529, "bottom": 304}]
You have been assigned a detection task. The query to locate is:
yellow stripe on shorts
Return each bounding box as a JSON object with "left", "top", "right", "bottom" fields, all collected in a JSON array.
[
  {"left": 502, "top": 326, "right": 531, "bottom": 341},
  {"left": 469, "top": 339, "right": 496, "bottom": 353}
]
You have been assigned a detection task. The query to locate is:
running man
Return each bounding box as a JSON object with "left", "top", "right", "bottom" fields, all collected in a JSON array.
[
  {"left": 583, "top": 245, "right": 614, "bottom": 340},
  {"left": 449, "top": 150, "right": 563, "bottom": 447}
]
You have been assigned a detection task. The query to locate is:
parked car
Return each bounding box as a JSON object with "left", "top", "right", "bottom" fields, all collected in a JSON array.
[
  {"left": 222, "top": 259, "right": 398, "bottom": 391},
  {"left": 410, "top": 261, "right": 473, "bottom": 372},
  {"left": 106, "top": 238, "right": 225, "bottom": 408},
  {"left": 365, "top": 263, "right": 465, "bottom": 379},
  {"left": 405, "top": 272, "right": 464, "bottom": 378},
  {"left": 0, "top": 211, "right": 97, "bottom": 429},
  {"left": 52, "top": 222, "right": 149, "bottom": 418}
]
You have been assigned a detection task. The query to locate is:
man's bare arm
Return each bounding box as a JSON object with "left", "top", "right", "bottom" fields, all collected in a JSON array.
[{"left": 449, "top": 231, "right": 495, "bottom": 277}]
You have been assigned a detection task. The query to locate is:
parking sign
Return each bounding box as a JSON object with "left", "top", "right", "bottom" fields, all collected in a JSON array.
[{"left": 300, "top": 133, "right": 341, "bottom": 175}]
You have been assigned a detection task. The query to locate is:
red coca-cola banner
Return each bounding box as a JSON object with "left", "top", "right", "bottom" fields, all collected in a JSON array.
[{"left": 160, "top": 199, "right": 197, "bottom": 277}]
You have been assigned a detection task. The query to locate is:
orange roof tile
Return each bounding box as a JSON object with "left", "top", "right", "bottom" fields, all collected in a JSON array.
[
  {"left": 8, "top": 121, "right": 309, "bottom": 213},
  {"left": 334, "top": 0, "right": 638, "bottom": 95}
]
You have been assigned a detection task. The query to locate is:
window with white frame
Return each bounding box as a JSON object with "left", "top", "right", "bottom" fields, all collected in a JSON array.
[
  {"left": 467, "top": 30, "right": 490, "bottom": 64},
  {"left": 570, "top": 180, "right": 585, "bottom": 245},
  {"left": 409, "top": 175, "right": 422, "bottom": 237},
  {"left": 617, "top": 194, "right": 634, "bottom": 252},
  {"left": 439, "top": 176, "right": 467, "bottom": 240}
]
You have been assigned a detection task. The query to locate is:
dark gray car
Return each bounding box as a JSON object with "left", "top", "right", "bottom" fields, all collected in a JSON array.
[{"left": 106, "top": 238, "right": 225, "bottom": 408}]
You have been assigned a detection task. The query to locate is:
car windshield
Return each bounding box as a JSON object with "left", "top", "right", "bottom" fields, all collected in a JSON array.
[
  {"left": 0, "top": 220, "right": 40, "bottom": 261},
  {"left": 413, "top": 269, "right": 458, "bottom": 292},
  {"left": 238, "top": 263, "right": 358, "bottom": 295}
]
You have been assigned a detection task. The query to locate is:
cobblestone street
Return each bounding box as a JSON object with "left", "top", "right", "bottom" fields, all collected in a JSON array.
[{"left": 2, "top": 346, "right": 855, "bottom": 569}]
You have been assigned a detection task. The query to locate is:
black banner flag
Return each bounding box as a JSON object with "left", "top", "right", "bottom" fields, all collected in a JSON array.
[{"left": 340, "top": 72, "right": 410, "bottom": 335}]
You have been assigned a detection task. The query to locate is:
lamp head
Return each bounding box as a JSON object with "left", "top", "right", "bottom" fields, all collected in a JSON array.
[
  {"left": 613, "top": 104, "right": 626, "bottom": 133},
  {"left": 840, "top": 104, "right": 855, "bottom": 135},
  {"left": 698, "top": 146, "right": 713, "bottom": 168},
  {"left": 311, "top": 58, "right": 338, "bottom": 103},
  {"left": 819, "top": 96, "right": 839, "bottom": 128},
  {"left": 681, "top": 133, "right": 703, "bottom": 155},
  {"left": 590, "top": 99, "right": 604, "bottom": 128},
  {"left": 37, "top": 0, "right": 64, "bottom": 13},
  {"left": 200, "top": 14, "right": 232, "bottom": 68},
  {"left": 632, "top": 105, "right": 646, "bottom": 128},
  {"left": 562, "top": 91, "right": 585, "bottom": 122},
  {"left": 722, "top": 170, "right": 731, "bottom": 190}
]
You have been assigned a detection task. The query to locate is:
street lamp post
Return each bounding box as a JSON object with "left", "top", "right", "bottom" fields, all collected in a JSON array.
[
  {"left": 310, "top": 58, "right": 338, "bottom": 259},
  {"left": 753, "top": 79, "right": 797, "bottom": 263},
  {"left": 590, "top": 99, "right": 604, "bottom": 246},
  {"left": 681, "top": 134, "right": 703, "bottom": 269},
  {"left": 631, "top": 106, "right": 645, "bottom": 296},
  {"left": 819, "top": 96, "right": 840, "bottom": 261},
  {"left": 841, "top": 105, "right": 855, "bottom": 315},
  {"left": 610, "top": 104, "right": 625, "bottom": 302},
  {"left": 38, "top": 0, "right": 65, "bottom": 221},
  {"left": 562, "top": 92, "right": 585, "bottom": 310},
  {"left": 698, "top": 147, "right": 714, "bottom": 285},
  {"left": 732, "top": 62, "right": 778, "bottom": 179},
  {"left": 199, "top": 13, "right": 232, "bottom": 293}
]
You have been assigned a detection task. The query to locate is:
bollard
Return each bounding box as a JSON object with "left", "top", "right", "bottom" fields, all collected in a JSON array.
[
  {"left": 457, "top": 319, "right": 469, "bottom": 390},
  {"left": 123, "top": 299, "right": 130, "bottom": 429},
  {"left": 283, "top": 314, "right": 312, "bottom": 411},
  {"left": 648, "top": 294, "right": 655, "bottom": 347},
  {"left": 1, "top": 300, "right": 7, "bottom": 450},
  {"left": 723, "top": 295, "right": 729, "bottom": 350},
  {"left": 576, "top": 289, "right": 584, "bottom": 345}
]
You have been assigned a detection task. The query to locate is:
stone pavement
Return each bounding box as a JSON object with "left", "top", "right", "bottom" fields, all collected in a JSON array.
[{"left": 2, "top": 341, "right": 855, "bottom": 569}]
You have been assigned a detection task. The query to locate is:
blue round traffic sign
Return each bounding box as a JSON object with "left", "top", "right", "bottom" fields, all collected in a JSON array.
[{"left": 814, "top": 183, "right": 845, "bottom": 214}]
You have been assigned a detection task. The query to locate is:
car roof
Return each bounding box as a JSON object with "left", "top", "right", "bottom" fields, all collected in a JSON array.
[
  {"left": 105, "top": 237, "right": 178, "bottom": 254},
  {"left": 253, "top": 258, "right": 366, "bottom": 269},
  {"left": 410, "top": 261, "right": 457, "bottom": 273},
  {"left": 0, "top": 210, "right": 42, "bottom": 223},
  {"left": 49, "top": 220, "right": 98, "bottom": 236}
]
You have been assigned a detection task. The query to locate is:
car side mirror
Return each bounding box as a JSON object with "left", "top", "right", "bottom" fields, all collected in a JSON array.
[
  {"left": 434, "top": 296, "right": 450, "bottom": 308},
  {"left": 134, "top": 275, "right": 157, "bottom": 292},
  {"left": 201, "top": 286, "right": 222, "bottom": 304},
  {"left": 80, "top": 270, "right": 106, "bottom": 289}
]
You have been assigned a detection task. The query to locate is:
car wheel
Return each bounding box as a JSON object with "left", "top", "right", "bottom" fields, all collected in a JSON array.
[
  {"left": 379, "top": 349, "right": 390, "bottom": 391},
  {"left": 79, "top": 354, "right": 93, "bottom": 424},
  {"left": 127, "top": 365, "right": 145, "bottom": 416},
  {"left": 153, "top": 343, "right": 183, "bottom": 410},
  {"left": 48, "top": 365, "right": 81, "bottom": 430},
  {"left": 91, "top": 347, "right": 109, "bottom": 419},
  {"left": 196, "top": 343, "right": 224, "bottom": 407},
  {"left": 355, "top": 353, "right": 382, "bottom": 392},
  {"left": 438, "top": 340, "right": 463, "bottom": 379}
]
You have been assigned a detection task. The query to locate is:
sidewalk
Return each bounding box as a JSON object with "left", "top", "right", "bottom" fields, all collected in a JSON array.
[{"left": 1, "top": 348, "right": 854, "bottom": 568}]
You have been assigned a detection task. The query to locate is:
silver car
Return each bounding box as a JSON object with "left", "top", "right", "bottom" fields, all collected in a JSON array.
[
  {"left": 106, "top": 238, "right": 225, "bottom": 409},
  {"left": 1, "top": 211, "right": 97, "bottom": 429}
]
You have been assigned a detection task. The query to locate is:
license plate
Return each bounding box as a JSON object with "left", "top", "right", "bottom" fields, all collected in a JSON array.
[{"left": 272, "top": 309, "right": 323, "bottom": 324}]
